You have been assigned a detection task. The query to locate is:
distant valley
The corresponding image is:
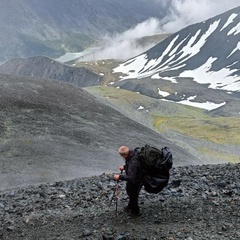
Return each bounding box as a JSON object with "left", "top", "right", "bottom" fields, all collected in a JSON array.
[{"left": 0, "top": 0, "right": 168, "bottom": 63}]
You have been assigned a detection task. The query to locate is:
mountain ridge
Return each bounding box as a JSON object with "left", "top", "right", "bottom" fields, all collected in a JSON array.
[
  {"left": 0, "top": 56, "right": 103, "bottom": 87},
  {"left": 112, "top": 6, "right": 240, "bottom": 116},
  {"left": 114, "top": 6, "right": 240, "bottom": 82}
]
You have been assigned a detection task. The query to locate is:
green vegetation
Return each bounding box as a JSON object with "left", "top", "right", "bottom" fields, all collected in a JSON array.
[
  {"left": 198, "top": 147, "right": 240, "bottom": 163},
  {"left": 87, "top": 86, "right": 240, "bottom": 146},
  {"left": 76, "top": 60, "right": 122, "bottom": 85},
  {"left": 153, "top": 115, "right": 240, "bottom": 145},
  {"left": 85, "top": 85, "right": 157, "bottom": 107},
  {"left": 85, "top": 86, "right": 240, "bottom": 164}
]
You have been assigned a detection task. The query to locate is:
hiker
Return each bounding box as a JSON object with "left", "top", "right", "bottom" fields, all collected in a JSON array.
[{"left": 113, "top": 146, "right": 143, "bottom": 215}]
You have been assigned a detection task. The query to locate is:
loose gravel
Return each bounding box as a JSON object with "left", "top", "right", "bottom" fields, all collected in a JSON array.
[{"left": 0, "top": 163, "right": 240, "bottom": 239}]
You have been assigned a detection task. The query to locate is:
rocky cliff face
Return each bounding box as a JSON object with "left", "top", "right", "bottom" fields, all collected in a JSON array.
[{"left": 0, "top": 163, "right": 239, "bottom": 239}]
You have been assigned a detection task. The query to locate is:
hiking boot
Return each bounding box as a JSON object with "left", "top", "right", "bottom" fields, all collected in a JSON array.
[
  {"left": 131, "top": 210, "right": 141, "bottom": 217},
  {"left": 131, "top": 205, "right": 140, "bottom": 214},
  {"left": 123, "top": 205, "right": 131, "bottom": 212},
  {"left": 124, "top": 205, "right": 141, "bottom": 216}
]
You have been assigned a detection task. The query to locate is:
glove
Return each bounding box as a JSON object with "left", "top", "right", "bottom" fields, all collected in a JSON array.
[
  {"left": 113, "top": 174, "right": 120, "bottom": 181},
  {"left": 119, "top": 166, "right": 124, "bottom": 171}
]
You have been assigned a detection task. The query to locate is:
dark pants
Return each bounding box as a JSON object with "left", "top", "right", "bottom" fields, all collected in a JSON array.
[{"left": 126, "top": 182, "right": 142, "bottom": 213}]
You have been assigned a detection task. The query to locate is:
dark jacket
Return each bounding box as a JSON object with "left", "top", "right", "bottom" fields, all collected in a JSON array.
[{"left": 119, "top": 149, "right": 142, "bottom": 184}]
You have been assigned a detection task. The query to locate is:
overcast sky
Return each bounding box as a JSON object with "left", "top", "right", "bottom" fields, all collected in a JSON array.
[{"left": 79, "top": 0, "right": 240, "bottom": 62}]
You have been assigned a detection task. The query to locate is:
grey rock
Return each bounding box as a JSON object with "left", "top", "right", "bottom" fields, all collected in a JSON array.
[{"left": 0, "top": 160, "right": 239, "bottom": 239}]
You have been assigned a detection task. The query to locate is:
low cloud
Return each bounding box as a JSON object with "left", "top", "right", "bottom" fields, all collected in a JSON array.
[
  {"left": 79, "top": 0, "right": 240, "bottom": 62},
  {"left": 79, "top": 18, "right": 161, "bottom": 61}
]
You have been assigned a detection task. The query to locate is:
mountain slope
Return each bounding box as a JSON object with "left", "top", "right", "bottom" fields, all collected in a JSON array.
[
  {"left": 0, "top": 0, "right": 166, "bottom": 62},
  {"left": 85, "top": 86, "right": 240, "bottom": 164},
  {"left": 113, "top": 6, "right": 240, "bottom": 116},
  {"left": 0, "top": 73, "right": 197, "bottom": 191},
  {"left": 0, "top": 56, "right": 103, "bottom": 87}
]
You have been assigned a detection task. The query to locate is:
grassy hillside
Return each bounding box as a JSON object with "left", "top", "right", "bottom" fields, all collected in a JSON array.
[
  {"left": 152, "top": 114, "right": 240, "bottom": 163},
  {"left": 153, "top": 115, "right": 240, "bottom": 145},
  {"left": 85, "top": 86, "right": 240, "bottom": 164},
  {"left": 76, "top": 60, "right": 122, "bottom": 85}
]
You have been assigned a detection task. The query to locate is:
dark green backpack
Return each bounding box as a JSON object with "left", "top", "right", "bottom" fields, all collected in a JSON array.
[{"left": 135, "top": 145, "right": 173, "bottom": 193}]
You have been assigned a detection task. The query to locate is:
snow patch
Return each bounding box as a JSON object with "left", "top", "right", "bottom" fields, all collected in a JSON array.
[
  {"left": 158, "top": 88, "right": 170, "bottom": 97},
  {"left": 220, "top": 13, "right": 238, "bottom": 31},
  {"left": 137, "top": 106, "right": 145, "bottom": 110},
  {"left": 162, "top": 95, "right": 226, "bottom": 111},
  {"left": 179, "top": 57, "right": 240, "bottom": 91}
]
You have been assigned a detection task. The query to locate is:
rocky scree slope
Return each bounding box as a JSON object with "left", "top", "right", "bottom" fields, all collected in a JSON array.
[{"left": 0, "top": 163, "right": 240, "bottom": 240}]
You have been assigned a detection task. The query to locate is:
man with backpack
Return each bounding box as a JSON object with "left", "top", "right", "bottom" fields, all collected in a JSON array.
[
  {"left": 113, "top": 144, "right": 173, "bottom": 215},
  {"left": 113, "top": 146, "right": 143, "bottom": 216}
]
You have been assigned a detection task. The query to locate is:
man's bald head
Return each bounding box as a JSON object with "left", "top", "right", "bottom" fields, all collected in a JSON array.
[{"left": 118, "top": 146, "right": 130, "bottom": 158}]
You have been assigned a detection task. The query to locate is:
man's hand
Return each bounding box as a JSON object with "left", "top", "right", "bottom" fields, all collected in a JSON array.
[
  {"left": 113, "top": 174, "right": 120, "bottom": 181},
  {"left": 119, "top": 166, "right": 124, "bottom": 171}
]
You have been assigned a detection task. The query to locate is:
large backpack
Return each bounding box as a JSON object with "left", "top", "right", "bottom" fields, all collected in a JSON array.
[{"left": 136, "top": 145, "right": 173, "bottom": 194}]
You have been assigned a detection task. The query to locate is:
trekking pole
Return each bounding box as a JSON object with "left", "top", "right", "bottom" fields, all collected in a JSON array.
[
  {"left": 115, "top": 179, "right": 119, "bottom": 219},
  {"left": 114, "top": 170, "right": 123, "bottom": 221}
]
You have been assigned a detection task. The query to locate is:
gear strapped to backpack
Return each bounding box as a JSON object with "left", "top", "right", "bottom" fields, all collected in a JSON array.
[{"left": 135, "top": 145, "right": 173, "bottom": 194}]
